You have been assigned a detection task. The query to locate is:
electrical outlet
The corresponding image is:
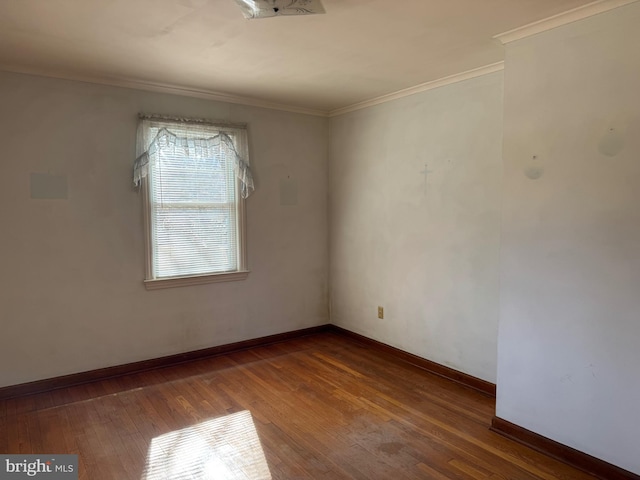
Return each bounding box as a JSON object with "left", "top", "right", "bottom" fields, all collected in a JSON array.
[{"left": 378, "top": 306, "right": 384, "bottom": 319}]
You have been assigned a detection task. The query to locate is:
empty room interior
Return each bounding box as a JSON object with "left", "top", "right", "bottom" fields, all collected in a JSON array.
[{"left": 0, "top": 0, "right": 639, "bottom": 479}]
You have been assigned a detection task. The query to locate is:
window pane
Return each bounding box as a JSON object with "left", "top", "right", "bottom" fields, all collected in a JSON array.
[
  {"left": 148, "top": 124, "right": 239, "bottom": 279},
  {"left": 153, "top": 205, "right": 237, "bottom": 277}
]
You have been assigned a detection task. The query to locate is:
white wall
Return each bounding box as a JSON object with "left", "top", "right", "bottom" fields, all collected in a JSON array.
[
  {"left": 0, "top": 72, "right": 329, "bottom": 388},
  {"left": 329, "top": 72, "right": 504, "bottom": 382},
  {"left": 496, "top": 2, "right": 640, "bottom": 475}
]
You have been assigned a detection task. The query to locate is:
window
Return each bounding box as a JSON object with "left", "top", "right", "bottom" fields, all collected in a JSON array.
[{"left": 133, "top": 116, "right": 254, "bottom": 289}]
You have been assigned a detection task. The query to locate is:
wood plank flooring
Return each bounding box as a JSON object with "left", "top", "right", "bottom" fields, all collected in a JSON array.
[{"left": 0, "top": 332, "right": 597, "bottom": 479}]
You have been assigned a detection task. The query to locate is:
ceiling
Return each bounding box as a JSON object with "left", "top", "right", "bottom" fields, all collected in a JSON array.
[{"left": 0, "top": 0, "right": 596, "bottom": 114}]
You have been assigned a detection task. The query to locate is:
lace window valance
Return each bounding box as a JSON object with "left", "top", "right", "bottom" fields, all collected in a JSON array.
[{"left": 133, "top": 115, "right": 255, "bottom": 199}]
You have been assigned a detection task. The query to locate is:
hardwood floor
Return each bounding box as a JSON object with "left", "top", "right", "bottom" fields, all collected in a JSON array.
[{"left": 0, "top": 332, "right": 596, "bottom": 479}]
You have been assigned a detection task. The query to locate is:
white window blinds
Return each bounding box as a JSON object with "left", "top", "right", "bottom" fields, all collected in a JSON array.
[{"left": 133, "top": 116, "right": 253, "bottom": 280}]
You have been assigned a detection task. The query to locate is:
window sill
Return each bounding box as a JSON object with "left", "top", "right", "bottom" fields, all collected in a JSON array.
[{"left": 144, "top": 271, "right": 250, "bottom": 290}]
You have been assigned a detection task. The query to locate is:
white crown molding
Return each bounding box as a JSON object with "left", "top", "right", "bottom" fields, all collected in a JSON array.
[
  {"left": 494, "top": 0, "right": 639, "bottom": 44},
  {"left": 328, "top": 62, "right": 504, "bottom": 117},
  {"left": 1, "top": 62, "right": 506, "bottom": 119},
  {"left": 0, "top": 64, "right": 328, "bottom": 117}
]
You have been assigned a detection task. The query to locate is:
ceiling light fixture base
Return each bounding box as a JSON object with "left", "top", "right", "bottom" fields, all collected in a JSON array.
[{"left": 235, "top": 0, "right": 326, "bottom": 19}]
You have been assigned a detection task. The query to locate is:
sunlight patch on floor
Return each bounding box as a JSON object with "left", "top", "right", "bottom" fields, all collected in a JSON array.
[{"left": 141, "top": 410, "right": 271, "bottom": 480}]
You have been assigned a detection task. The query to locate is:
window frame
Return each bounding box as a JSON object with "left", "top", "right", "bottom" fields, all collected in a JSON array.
[{"left": 140, "top": 123, "right": 249, "bottom": 290}]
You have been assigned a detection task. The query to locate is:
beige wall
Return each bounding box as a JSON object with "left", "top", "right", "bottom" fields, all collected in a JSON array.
[
  {"left": 496, "top": 2, "right": 640, "bottom": 474},
  {"left": 0, "top": 72, "right": 329, "bottom": 388},
  {"left": 329, "top": 72, "right": 504, "bottom": 382}
]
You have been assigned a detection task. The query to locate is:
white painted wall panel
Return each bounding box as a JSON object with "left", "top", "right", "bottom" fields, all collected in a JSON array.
[
  {"left": 0, "top": 72, "right": 329, "bottom": 387},
  {"left": 497, "top": 2, "right": 640, "bottom": 474},
  {"left": 329, "top": 73, "right": 504, "bottom": 382}
]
